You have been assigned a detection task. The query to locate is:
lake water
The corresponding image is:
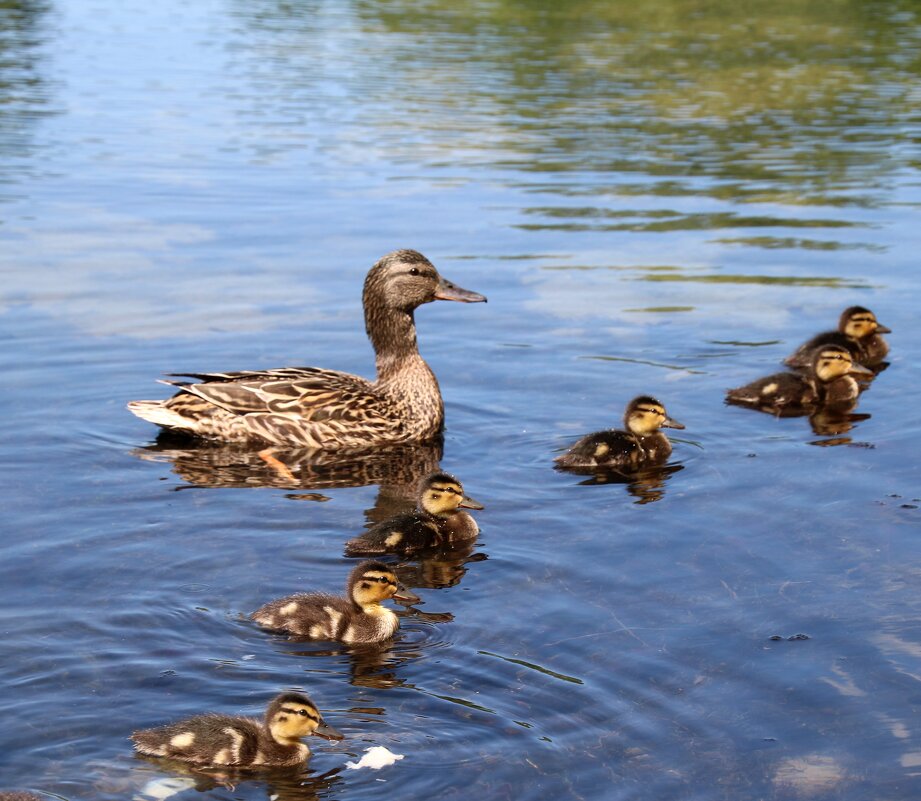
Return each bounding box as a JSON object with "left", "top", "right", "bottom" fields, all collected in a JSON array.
[{"left": 2, "top": 1, "right": 920, "bottom": 799}]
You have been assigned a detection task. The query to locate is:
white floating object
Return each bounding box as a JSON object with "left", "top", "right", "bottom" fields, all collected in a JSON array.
[
  {"left": 135, "top": 776, "right": 197, "bottom": 801},
  {"left": 346, "top": 746, "right": 405, "bottom": 770}
]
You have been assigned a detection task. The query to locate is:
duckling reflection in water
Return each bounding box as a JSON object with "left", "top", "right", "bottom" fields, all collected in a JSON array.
[
  {"left": 555, "top": 396, "right": 684, "bottom": 471},
  {"left": 785, "top": 306, "right": 891, "bottom": 370},
  {"left": 727, "top": 345, "right": 873, "bottom": 413},
  {"left": 344, "top": 472, "right": 483, "bottom": 557},
  {"left": 133, "top": 751, "right": 343, "bottom": 800},
  {"left": 252, "top": 561, "right": 420, "bottom": 644},
  {"left": 131, "top": 692, "right": 342, "bottom": 768}
]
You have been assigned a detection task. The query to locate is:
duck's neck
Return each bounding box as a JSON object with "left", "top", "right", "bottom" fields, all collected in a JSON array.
[
  {"left": 366, "top": 305, "right": 444, "bottom": 435},
  {"left": 367, "top": 306, "right": 422, "bottom": 379}
]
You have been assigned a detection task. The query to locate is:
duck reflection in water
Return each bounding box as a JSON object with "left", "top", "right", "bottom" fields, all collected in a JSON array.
[
  {"left": 133, "top": 755, "right": 342, "bottom": 801},
  {"left": 132, "top": 433, "right": 443, "bottom": 512},
  {"left": 568, "top": 462, "right": 685, "bottom": 505},
  {"left": 278, "top": 639, "right": 425, "bottom": 691},
  {"left": 808, "top": 409, "right": 872, "bottom": 447}
]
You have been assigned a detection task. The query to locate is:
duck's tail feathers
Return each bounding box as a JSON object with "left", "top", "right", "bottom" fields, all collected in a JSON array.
[
  {"left": 343, "top": 538, "right": 383, "bottom": 558},
  {"left": 127, "top": 400, "right": 194, "bottom": 431}
]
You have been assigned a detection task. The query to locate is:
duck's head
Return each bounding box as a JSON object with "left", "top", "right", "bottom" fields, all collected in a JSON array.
[
  {"left": 624, "top": 396, "right": 684, "bottom": 435},
  {"left": 417, "top": 471, "right": 484, "bottom": 517},
  {"left": 839, "top": 306, "right": 891, "bottom": 339},
  {"left": 363, "top": 250, "right": 486, "bottom": 316},
  {"left": 348, "top": 560, "right": 420, "bottom": 607},
  {"left": 266, "top": 692, "right": 343, "bottom": 743},
  {"left": 812, "top": 345, "right": 874, "bottom": 382}
]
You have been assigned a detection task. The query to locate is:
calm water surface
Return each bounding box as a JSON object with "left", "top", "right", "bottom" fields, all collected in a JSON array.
[{"left": 1, "top": 1, "right": 920, "bottom": 799}]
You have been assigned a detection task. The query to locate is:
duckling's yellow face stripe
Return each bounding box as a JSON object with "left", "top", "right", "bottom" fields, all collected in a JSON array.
[
  {"left": 355, "top": 570, "right": 399, "bottom": 603},
  {"left": 815, "top": 349, "right": 853, "bottom": 380},
  {"left": 424, "top": 483, "right": 464, "bottom": 513},
  {"left": 628, "top": 405, "right": 667, "bottom": 434},
  {"left": 844, "top": 313, "right": 877, "bottom": 337},
  {"left": 279, "top": 705, "right": 319, "bottom": 722},
  {"left": 273, "top": 704, "right": 321, "bottom": 738}
]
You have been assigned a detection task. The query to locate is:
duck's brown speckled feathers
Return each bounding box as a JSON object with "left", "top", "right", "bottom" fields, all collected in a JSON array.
[
  {"left": 785, "top": 306, "right": 890, "bottom": 369},
  {"left": 0, "top": 793, "right": 45, "bottom": 801},
  {"left": 728, "top": 344, "right": 872, "bottom": 411},
  {"left": 345, "top": 472, "right": 483, "bottom": 556},
  {"left": 128, "top": 250, "right": 486, "bottom": 448},
  {"left": 252, "top": 561, "right": 416, "bottom": 644},
  {"left": 131, "top": 692, "right": 341, "bottom": 768},
  {"left": 555, "top": 396, "right": 684, "bottom": 471}
]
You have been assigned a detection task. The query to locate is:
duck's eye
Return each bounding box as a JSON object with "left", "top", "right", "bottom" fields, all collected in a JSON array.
[{"left": 409, "top": 267, "right": 420, "bottom": 276}]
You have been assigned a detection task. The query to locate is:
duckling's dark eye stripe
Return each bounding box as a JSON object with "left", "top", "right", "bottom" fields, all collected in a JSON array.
[
  {"left": 364, "top": 574, "right": 397, "bottom": 585},
  {"left": 431, "top": 485, "right": 461, "bottom": 495},
  {"left": 281, "top": 707, "right": 319, "bottom": 721}
]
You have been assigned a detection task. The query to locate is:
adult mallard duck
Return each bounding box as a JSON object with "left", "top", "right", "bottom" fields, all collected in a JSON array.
[
  {"left": 127, "top": 250, "right": 486, "bottom": 448},
  {"left": 252, "top": 561, "right": 420, "bottom": 644},
  {"left": 727, "top": 344, "right": 873, "bottom": 411},
  {"left": 554, "top": 396, "right": 684, "bottom": 471},
  {"left": 784, "top": 306, "right": 891, "bottom": 369},
  {"left": 344, "top": 471, "right": 483, "bottom": 556},
  {"left": 131, "top": 692, "right": 342, "bottom": 767}
]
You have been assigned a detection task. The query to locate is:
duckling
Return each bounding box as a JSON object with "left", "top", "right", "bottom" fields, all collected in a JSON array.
[
  {"left": 554, "top": 396, "right": 684, "bottom": 471},
  {"left": 252, "top": 561, "right": 420, "bottom": 644},
  {"left": 785, "top": 306, "right": 891, "bottom": 369},
  {"left": 128, "top": 250, "right": 486, "bottom": 449},
  {"left": 727, "top": 344, "right": 873, "bottom": 411},
  {"left": 344, "top": 472, "right": 483, "bottom": 557},
  {"left": 131, "top": 692, "right": 342, "bottom": 767}
]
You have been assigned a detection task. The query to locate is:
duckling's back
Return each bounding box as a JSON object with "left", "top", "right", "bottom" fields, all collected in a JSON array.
[
  {"left": 132, "top": 714, "right": 262, "bottom": 765},
  {"left": 344, "top": 512, "right": 441, "bottom": 556},
  {"left": 726, "top": 370, "right": 816, "bottom": 409},
  {"left": 252, "top": 592, "right": 353, "bottom": 639},
  {"left": 555, "top": 430, "right": 648, "bottom": 470}
]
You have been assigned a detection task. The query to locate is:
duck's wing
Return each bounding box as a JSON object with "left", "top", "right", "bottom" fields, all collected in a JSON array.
[
  {"left": 144, "top": 368, "right": 404, "bottom": 447},
  {"left": 167, "top": 366, "right": 331, "bottom": 383}
]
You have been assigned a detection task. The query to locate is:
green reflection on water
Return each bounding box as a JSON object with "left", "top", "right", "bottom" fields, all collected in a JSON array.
[
  {"left": 713, "top": 236, "right": 886, "bottom": 252},
  {"left": 351, "top": 0, "right": 920, "bottom": 208},
  {"left": 518, "top": 210, "right": 861, "bottom": 232},
  {"left": 638, "top": 273, "right": 870, "bottom": 288},
  {"left": 625, "top": 306, "right": 695, "bottom": 313}
]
